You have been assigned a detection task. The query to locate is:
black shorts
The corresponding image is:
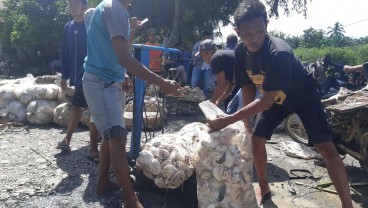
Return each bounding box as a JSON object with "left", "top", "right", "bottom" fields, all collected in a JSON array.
[
  {"left": 253, "top": 96, "right": 332, "bottom": 144},
  {"left": 71, "top": 82, "right": 88, "bottom": 108}
]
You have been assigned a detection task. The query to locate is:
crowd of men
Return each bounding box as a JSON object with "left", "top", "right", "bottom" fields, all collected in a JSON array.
[{"left": 56, "top": 0, "right": 354, "bottom": 207}]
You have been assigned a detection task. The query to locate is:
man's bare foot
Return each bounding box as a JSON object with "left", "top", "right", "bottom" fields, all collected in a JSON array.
[
  {"left": 96, "top": 180, "right": 120, "bottom": 195},
  {"left": 255, "top": 186, "right": 271, "bottom": 206}
]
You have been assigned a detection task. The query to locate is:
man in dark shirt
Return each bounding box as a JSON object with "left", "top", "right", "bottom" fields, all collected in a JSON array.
[
  {"left": 344, "top": 62, "right": 368, "bottom": 89},
  {"left": 57, "top": 0, "right": 100, "bottom": 164},
  {"left": 197, "top": 39, "right": 238, "bottom": 109},
  {"left": 207, "top": 0, "right": 353, "bottom": 207}
]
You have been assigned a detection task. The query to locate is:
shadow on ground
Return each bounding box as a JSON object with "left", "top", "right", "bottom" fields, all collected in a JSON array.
[
  {"left": 53, "top": 145, "right": 102, "bottom": 204},
  {"left": 134, "top": 170, "right": 198, "bottom": 208}
]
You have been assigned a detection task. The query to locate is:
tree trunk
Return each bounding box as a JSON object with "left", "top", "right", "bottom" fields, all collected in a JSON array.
[{"left": 170, "top": 0, "right": 180, "bottom": 47}]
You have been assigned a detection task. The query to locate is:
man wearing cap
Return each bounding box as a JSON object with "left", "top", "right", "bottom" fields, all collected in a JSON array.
[
  {"left": 191, "top": 31, "right": 212, "bottom": 95},
  {"left": 145, "top": 28, "right": 162, "bottom": 74},
  {"left": 199, "top": 39, "right": 238, "bottom": 111}
]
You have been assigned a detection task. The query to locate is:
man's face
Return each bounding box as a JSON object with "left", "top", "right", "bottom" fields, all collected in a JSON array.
[
  {"left": 235, "top": 17, "right": 268, "bottom": 53},
  {"left": 148, "top": 32, "right": 157, "bottom": 42},
  {"left": 68, "top": 0, "right": 85, "bottom": 17},
  {"left": 200, "top": 50, "right": 212, "bottom": 64}
]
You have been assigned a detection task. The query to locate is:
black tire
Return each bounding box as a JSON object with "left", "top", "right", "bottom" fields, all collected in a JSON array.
[
  {"left": 360, "top": 160, "right": 368, "bottom": 173},
  {"left": 359, "top": 133, "right": 368, "bottom": 173},
  {"left": 284, "top": 113, "right": 309, "bottom": 145}
]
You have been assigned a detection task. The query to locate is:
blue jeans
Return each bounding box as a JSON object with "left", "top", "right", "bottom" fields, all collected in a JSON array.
[
  {"left": 191, "top": 65, "right": 212, "bottom": 95},
  {"left": 227, "top": 88, "right": 243, "bottom": 114},
  {"left": 82, "top": 72, "right": 128, "bottom": 139},
  {"left": 226, "top": 88, "right": 262, "bottom": 114},
  {"left": 183, "top": 62, "right": 191, "bottom": 85}
]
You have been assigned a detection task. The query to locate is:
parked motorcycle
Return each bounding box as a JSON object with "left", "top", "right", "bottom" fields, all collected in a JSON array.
[
  {"left": 319, "top": 55, "right": 366, "bottom": 94},
  {"left": 285, "top": 88, "right": 368, "bottom": 172}
]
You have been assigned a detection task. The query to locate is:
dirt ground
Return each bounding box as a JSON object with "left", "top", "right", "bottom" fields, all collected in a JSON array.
[{"left": 0, "top": 114, "right": 367, "bottom": 208}]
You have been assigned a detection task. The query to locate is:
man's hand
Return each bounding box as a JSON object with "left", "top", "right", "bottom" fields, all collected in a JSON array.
[
  {"left": 60, "top": 79, "right": 67, "bottom": 91},
  {"left": 130, "top": 17, "right": 145, "bottom": 31},
  {"left": 122, "top": 74, "right": 133, "bottom": 92},
  {"left": 207, "top": 115, "right": 229, "bottom": 131},
  {"left": 343, "top": 65, "right": 352, "bottom": 73},
  {"left": 160, "top": 79, "right": 182, "bottom": 96}
]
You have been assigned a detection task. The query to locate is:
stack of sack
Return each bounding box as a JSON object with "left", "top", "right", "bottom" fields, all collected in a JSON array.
[
  {"left": 0, "top": 74, "right": 73, "bottom": 126},
  {"left": 124, "top": 95, "right": 165, "bottom": 130},
  {"left": 0, "top": 75, "right": 166, "bottom": 130}
]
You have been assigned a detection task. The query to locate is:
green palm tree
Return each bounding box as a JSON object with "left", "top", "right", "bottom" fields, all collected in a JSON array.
[{"left": 327, "top": 22, "right": 345, "bottom": 46}]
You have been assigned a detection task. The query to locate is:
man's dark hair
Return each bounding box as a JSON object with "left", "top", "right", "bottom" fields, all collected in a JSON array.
[
  {"left": 234, "top": 0, "right": 267, "bottom": 28},
  {"left": 226, "top": 34, "right": 238, "bottom": 44}
]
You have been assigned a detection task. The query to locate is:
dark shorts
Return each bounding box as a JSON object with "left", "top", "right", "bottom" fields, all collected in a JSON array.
[
  {"left": 253, "top": 95, "right": 332, "bottom": 144},
  {"left": 71, "top": 82, "right": 88, "bottom": 108}
]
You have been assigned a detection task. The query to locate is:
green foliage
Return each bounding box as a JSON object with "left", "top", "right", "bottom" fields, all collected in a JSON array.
[
  {"left": 0, "top": 0, "right": 69, "bottom": 70},
  {"left": 275, "top": 21, "right": 368, "bottom": 49},
  {"left": 129, "top": 0, "right": 315, "bottom": 43},
  {"left": 354, "top": 44, "right": 368, "bottom": 63},
  {"left": 130, "top": 0, "right": 242, "bottom": 43},
  {"left": 269, "top": 30, "right": 287, "bottom": 39},
  {"left": 88, "top": 0, "right": 102, "bottom": 7},
  {"left": 301, "top": 27, "right": 327, "bottom": 48},
  {"left": 1, "top": 0, "right": 367, "bottom": 76},
  {"left": 327, "top": 22, "right": 345, "bottom": 46},
  {"left": 295, "top": 44, "right": 368, "bottom": 65}
]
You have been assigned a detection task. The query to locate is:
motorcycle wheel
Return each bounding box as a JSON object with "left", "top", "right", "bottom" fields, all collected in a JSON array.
[
  {"left": 359, "top": 133, "right": 368, "bottom": 173},
  {"left": 284, "top": 113, "right": 309, "bottom": 145},
  {"left": 360, "top": 159, "right": 368, "bottom": 173}
]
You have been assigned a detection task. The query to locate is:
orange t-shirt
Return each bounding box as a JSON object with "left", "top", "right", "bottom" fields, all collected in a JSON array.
[{"left": 145, "top": 42, "right": 162, "bottom": 71}]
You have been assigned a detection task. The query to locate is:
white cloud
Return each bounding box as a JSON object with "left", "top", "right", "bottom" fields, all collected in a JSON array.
[
  {"left": 218, "top": 0, "right": 368, "bottom": 43},
  {"left": 268, "top": 0, "right": 368, "bottom": 38}
]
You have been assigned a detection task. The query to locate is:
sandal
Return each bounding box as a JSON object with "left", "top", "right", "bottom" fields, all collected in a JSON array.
[{"left": 56, "top": 139, "right": 71, "bottom": 151}]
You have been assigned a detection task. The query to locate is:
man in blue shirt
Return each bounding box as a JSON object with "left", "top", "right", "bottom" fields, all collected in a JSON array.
[
  {"left": 82, "top": 0, "right": 181, "bottom": 207},
  {"left": 57, "top": 0, "right": 100, "bottom": 165},
  {"left": 191, "top": 31, "right": 213, "bottom": 96}
]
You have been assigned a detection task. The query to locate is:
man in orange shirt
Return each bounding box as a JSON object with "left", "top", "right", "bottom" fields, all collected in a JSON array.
[{"left": 145, "top": 28, "right": 162, "bottom": 74}]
